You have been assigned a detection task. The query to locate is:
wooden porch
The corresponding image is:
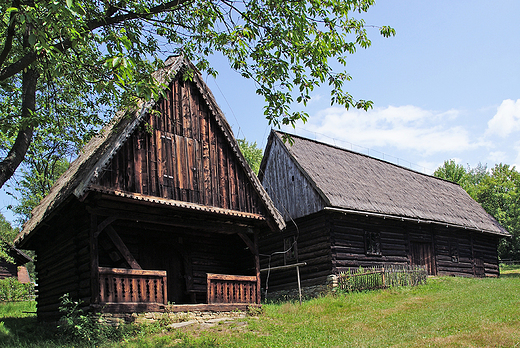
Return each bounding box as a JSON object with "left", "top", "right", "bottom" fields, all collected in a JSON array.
[{"left": 95, "top": 267, "right": 259, "bottom": 313}]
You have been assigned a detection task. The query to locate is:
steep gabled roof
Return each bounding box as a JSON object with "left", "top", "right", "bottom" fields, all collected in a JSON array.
[
  {"left": 16, "top": 56, "right": 284, "bottom": 245},
  {"left": 261, "top": 130, "right": 509, "bottom": 237}
]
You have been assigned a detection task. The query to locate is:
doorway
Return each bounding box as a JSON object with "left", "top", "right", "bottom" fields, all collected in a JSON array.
[{"left": 410, "top": 242, "right": 436, "bottom": 275}]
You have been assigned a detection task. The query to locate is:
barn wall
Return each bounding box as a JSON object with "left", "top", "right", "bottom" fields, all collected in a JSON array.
[
  {"left": 95, "top": 77, "right": 263, "bottom": 215},
  {"left": 330, "top": 212, "right": 410, "bottom": 273},
  {"left": 32, "top": 202, "right": 91, "bottom": 321},
  {"left": 259, "top": 211, "right": 332, "bottom": 292},
  {"left": 0, "top": 259, "right": 18, "bottom": 280},
  {"left": 260, "top": 136, "right": 325, "bottom": 221},
  {"left": 260, "top": 210, "right": 502, "bottom": 296}
]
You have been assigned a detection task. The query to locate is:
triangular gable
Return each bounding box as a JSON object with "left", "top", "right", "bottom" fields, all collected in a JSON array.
[
  {"left": 259, "top": 130, "right": 328, "bottom": 220},
  {"left": 92, "top": 72, "right": 275, "bottom": 218},
  {"left": 17, "top": 56, "right": 284, "bottom": 246}
]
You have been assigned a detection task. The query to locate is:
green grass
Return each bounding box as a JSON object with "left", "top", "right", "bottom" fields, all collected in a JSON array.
[{"left": 2, "top": 275, "right": 520, "bottom": 347}]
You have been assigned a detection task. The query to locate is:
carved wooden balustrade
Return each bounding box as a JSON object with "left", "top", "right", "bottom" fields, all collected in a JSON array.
[
  {"left": 98, "top": 267, "right": 167, "bottom": 305},
  {"left": 206, "top": 273, "right": 258, "bottom": 304}
]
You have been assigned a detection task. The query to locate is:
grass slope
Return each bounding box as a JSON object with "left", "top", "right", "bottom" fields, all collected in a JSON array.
[{"left": 1, "top": 274, "right": 520, "bottom": 347}]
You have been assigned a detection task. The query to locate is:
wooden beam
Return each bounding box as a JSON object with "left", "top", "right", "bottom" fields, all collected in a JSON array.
[
  {"left": 90, "top": 214, "right": 100, "bottom": 305},
  {"left": 254, "top": 230, "right": 261, "bottom": 305},
  {"left": 238, "top": 232, "right": 255, "bottom": 253},
  {"left": 94, "top": 216, "right": 118, "bottom": 238},
  {"left": 105, "top": 226, "right": 142, "bottom": 270}
]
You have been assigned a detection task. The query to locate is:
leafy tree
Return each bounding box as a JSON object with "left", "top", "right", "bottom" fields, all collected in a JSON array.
[
  {"left": 473, "top": 164, "right": 520, "bottom": 260},
  {"left": 0, "top": 0, "right": 395, "bottom": 189},
  {"left": 433, "top": 159, "right": 468, "bottom": 187},
  {"left": 434, "top": 161, "right": 520, "bottom": 260},
  {"left": 237, "top": 138, "right": 262, "bottom": 174},
  {"left": 0, "top": 212, "right": 18, "bottom": 261},
  {"left": 7, "top": 153, "right": 69, "bottom": 225}
]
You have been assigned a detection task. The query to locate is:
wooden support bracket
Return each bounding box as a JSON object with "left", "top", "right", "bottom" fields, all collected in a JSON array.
[
  {"left": 105, "top": 225, "right": 142, "bottom": 270},
  {"left": 237, "top": 232, "right": 255, "bottom": 254},
  {"left": 94, "top": 216, "right": 118, "bottom": 238}
]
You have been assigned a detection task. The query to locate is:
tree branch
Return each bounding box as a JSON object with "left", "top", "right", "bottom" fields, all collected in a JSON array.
[
  {"left": 0, "top": 67, "right": 37, "bottom": 188},
  {"left": 0, "top": 0, "right": 20, "bottom": 67},
  {"left": 0, "top": 0, "right": 192, "bottom": 82}
]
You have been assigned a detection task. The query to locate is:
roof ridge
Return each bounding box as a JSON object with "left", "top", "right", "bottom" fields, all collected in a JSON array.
[{"left": 273, "top": 130, "right": 461, "bottom": 187}]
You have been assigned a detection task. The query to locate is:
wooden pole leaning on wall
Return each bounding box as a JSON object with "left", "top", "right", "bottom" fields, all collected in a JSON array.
[{"left": 260, "top": 262, "right": 307, "bottom": 305}]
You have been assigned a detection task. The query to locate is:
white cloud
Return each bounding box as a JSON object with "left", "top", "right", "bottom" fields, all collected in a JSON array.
[
  {"left": 296, "top": 105, "right": 477, "bottom": 156},
  {"left": 487, "top": 151, "right": 507, "bottom": 164},
  {"left": 486, "top": 99, "right": 520, "bottom": 137}
]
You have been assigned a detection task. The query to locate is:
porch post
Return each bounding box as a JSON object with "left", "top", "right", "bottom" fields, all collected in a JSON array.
[
  {"left": 254, "top": 230, "right": 261, "bottom": 304},
  {"left": 90, "top": 213, "right": 100, "bottom": 305}
]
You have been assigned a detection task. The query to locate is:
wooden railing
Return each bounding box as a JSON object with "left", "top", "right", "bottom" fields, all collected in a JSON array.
[
  {"left": 207, "top": 273, "right": 258, "bottom": 304},
  {"left": 98, "top": 267, "right": 167, "bottom": 305}
]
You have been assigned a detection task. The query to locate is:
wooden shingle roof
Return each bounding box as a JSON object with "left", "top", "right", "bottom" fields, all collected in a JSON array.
[{"left": 266, "top": 131, "right": 509, "bottom": 237}]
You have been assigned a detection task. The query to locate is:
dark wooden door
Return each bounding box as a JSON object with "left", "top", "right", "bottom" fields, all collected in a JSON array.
[
  {"left": 473, "top": 255, "right": 485, "bottom": 277},
  {"left": 411, "top": 242, "right": 436, "bottom": 275}
]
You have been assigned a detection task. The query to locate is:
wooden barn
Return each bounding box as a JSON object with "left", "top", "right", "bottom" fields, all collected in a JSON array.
[
  {"left": 258, "top": 131, "right": 510, "bottom": 295},
  {"left": 14, "top": 56, "right": 284, "bottom": 321},
  {"left": 0, "top": 245, "right": 32, "bottom": 283}
]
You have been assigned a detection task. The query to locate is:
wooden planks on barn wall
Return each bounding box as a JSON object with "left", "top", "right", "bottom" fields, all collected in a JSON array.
[{"left": 94, "top": 76, "right": 264, "bottom": 215}]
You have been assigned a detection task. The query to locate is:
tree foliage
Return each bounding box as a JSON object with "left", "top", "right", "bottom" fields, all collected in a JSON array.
[
  {"left": 434, "top": 160, "right": 520, "bottom": 260},
  {"left": 0, "top": 0, "right": 394, "bottom": 189},
  {"left": 0, "top": 212, "right": 18, "bottom": 261},
  {"left": 237, "top": 138, "right": 262, "bottom": 174}
]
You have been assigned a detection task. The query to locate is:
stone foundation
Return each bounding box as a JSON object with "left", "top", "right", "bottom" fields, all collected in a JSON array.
[{"left": 100, "top": 309, "right": 249, "bottom": 327}]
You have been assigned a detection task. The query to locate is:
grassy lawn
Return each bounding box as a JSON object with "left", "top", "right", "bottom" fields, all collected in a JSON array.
[{"left": 1, "top": 272, "right": 519, "bottom": 347}]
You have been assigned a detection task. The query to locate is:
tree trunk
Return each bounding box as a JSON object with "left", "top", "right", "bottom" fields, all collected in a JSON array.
[{"left": 0, "top": 67, "right": 37, "bottom": 188}]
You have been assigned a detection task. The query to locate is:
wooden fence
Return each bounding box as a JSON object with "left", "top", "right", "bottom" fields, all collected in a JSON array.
[
  {"left": 206, "top": 273, "right": 258, "bottom": 304},
  {"left": 98, "top": 267, "right": 167, "bottom": 305},
  {"left": 337, "top": 264, "right": 427, "bottom": 292}
]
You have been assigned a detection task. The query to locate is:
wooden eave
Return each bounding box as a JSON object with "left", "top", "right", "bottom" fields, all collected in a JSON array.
[
  {"left": 85, "top": 191, "right": 267, "bottom": 235},
  {"left": 87, "top": 185, "right": 267, "bottom": 222}
]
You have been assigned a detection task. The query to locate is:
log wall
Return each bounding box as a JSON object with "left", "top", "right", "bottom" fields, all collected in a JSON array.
[
  {"left": 260, "top": 210, "right": 503, "bottom": 294},
  {"left": 32, "top": 203, "right": 92, "bottom": 321},
  {"left": 259, "top": 212, "right": 332, "bottom": 292},
  {"left": 0, "top": 259, "right": 17, "bottom": 280},
  {"left": 95, "top": 77, "right": 262, "bottom": 215}
]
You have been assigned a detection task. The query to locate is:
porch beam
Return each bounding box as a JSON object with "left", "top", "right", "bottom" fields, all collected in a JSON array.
[
  {"left": 88, "top": 206, "right": 256, "bottom": 234},
  {"left": 237, "top": 232, "right": 255, "bottom": 253},
  {"left": 105, "top": 226, "right": 142, "bottom": 270},
  {"left": 94, "top": 216, "right": 118, "bottom": 238}
]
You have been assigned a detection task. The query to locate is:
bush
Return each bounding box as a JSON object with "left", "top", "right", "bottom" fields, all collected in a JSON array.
[
  {"left": 57, "top": 294, "right": 128, "bottom": 345},
  {"left": 0, "top": 277, "right": 34, "bottom": 302},
  {"left": 337, "top": 265, "right": 427, "bottom": 292}
]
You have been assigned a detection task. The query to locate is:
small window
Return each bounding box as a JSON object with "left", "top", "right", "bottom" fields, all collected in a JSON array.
[
  {"left": 365, "top": 231, "right": 381, "bottom": 255},
  {"left": 450, "top": 242, "right": 459, "bottom": 263},
  {"left": 284, "top": 236, "right": 298, "bottom": 265}
]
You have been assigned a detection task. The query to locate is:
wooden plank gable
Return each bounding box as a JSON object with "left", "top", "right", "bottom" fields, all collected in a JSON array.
[{"left": 94, "top": 75, "right": 263, "bottom": 215}]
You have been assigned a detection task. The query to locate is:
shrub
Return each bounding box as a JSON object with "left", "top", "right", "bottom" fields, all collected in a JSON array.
[
  {"left": 57, "top": 294, "right": 126, "bottom": 345},
  {"left": 337, "top": 265, "right": 427, "bottom": 292},
  {"left": 0, "top": 277, "right": 34, "bottom": 302}
]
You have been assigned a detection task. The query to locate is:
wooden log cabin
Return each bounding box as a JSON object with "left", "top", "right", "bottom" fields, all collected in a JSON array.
[
  {"left": 14, "top": 56, "right": 285, "bottom": 321},
  {"left": 258, "top": 131, "right": 510, "bottom": 295},
  {"left": 0, "top": 245, "right": 32, "bottom": 283}
]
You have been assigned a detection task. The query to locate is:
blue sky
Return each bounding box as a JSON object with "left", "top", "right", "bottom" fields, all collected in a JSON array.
[
  {"left": 204, "top": 0, "right": 520, "bottom": 173},
  {"left": 2, "top": 1, "right": 520, "bottom": 225}
]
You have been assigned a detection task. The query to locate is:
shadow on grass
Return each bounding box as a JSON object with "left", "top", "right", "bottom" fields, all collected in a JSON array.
[
  {"left": 501, "top": 272, "right": 520, "bottom": 278},
  {"left": 0, "top": 316, "right": 63, "bottom": 347}
]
